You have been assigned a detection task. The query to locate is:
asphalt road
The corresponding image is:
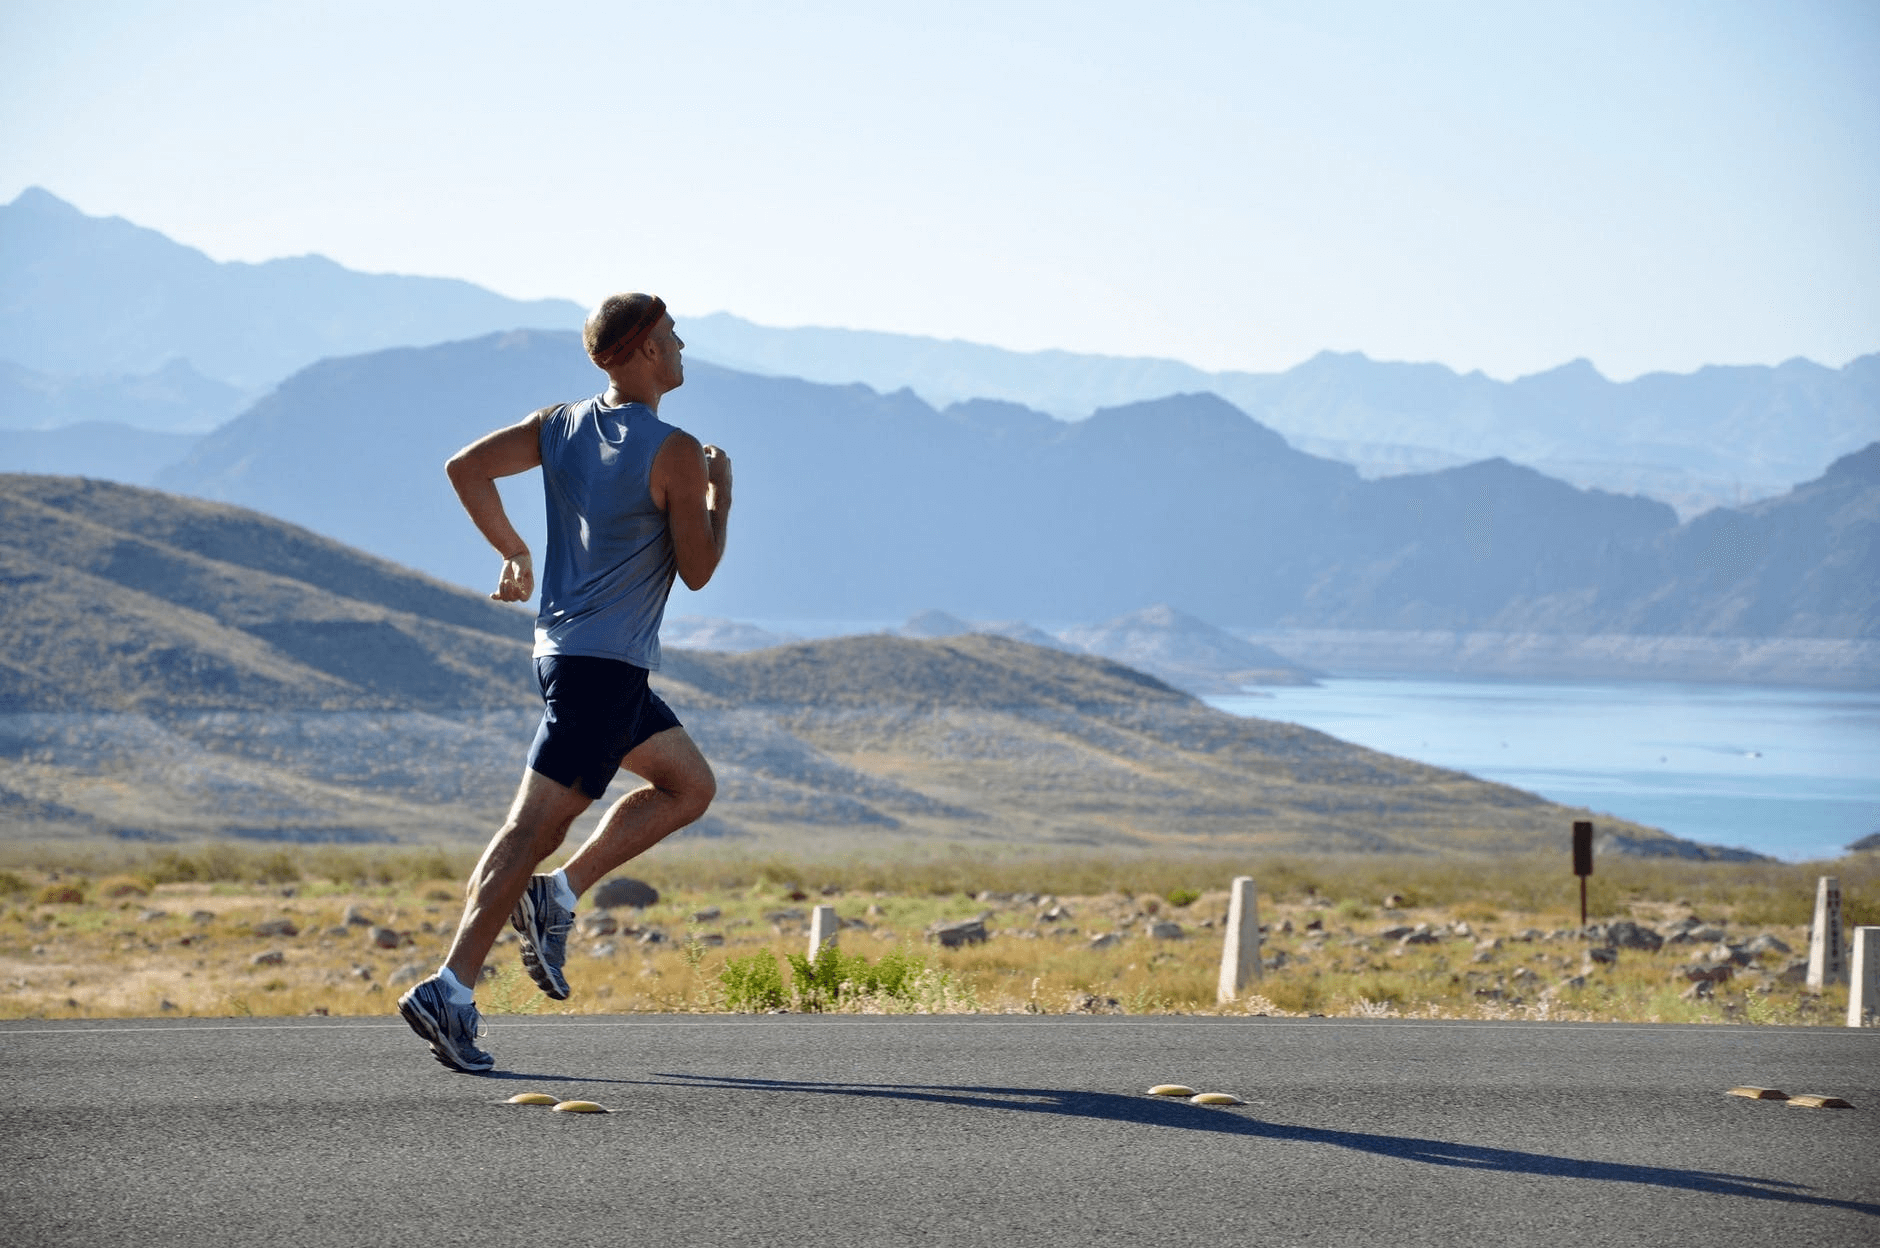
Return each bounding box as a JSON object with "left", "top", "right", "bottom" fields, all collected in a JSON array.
[{"left": 2, "top": 1014, "right": 1875, "bottom": 1247}]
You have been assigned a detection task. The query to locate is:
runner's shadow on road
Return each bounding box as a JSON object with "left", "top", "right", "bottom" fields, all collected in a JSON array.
[{"left": 648, "top": 1073, "right": 1879, "bottom": 1217}]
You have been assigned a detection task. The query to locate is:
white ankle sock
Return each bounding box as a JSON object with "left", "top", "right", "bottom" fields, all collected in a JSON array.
[
  {"left": 549, "top": 868, "right": 578, "bottom": 910},
  {"left": 437, "top": 966, "right": 475, "bottom": 1003}
]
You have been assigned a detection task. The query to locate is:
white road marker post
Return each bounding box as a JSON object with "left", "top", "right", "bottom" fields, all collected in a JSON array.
[
  {"left": 808, "top": 905, "right": 839, "bottom": 961},
  {"left": 1806, "top": 876, "right": 1845, "bottom": 990},
  {"left": 1848, "top": 927, "right": 1879, "bottom": 1028},
  {"left": 1216, "top": 876, "right": 1262, "bottom": 1005}
]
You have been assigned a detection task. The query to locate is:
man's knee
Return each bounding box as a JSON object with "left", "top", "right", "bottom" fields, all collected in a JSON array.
[{"left": 672, "top": 755, "right": 716, "bottom": 823}]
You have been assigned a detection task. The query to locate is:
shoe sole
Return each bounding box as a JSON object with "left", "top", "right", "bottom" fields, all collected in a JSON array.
[
  {"left": 511, "top": 890, "right": 572, "bottom": 1000},
  {"left": 397, "top": 992, "right": 494, "bottom": 1073}
]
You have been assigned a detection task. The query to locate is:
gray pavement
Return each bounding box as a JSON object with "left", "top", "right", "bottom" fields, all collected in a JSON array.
[{"left": 2, "top": 1014, "right": 1876, "bottom": 1247}]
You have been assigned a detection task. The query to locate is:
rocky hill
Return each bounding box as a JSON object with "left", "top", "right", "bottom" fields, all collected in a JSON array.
[{"left": 0, "top": 475, "right": 1735, "bottom": 856}]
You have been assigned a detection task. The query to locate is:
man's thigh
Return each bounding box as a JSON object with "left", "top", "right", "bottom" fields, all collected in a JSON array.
[{"left": 619, "top": 725, "right": 712, "bottom": 793}]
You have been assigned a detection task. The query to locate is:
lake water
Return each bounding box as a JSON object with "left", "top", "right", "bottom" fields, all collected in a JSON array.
[{"left": 1206, "top": 680, "right": 1880, "bottom": 862}]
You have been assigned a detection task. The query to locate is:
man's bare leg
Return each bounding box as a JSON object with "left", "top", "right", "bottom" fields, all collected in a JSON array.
[
  {"left": 442, "top": 768, "right": 592, "bottom": 986},
  {"left": 560, "top": 727, "right": 716, "bottom": 896}
]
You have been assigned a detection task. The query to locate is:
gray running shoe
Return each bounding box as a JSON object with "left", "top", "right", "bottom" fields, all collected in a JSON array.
[
  {"left": 511, "top": 874, "right": 573, "bottom": 1000},
  {"left": 397, "top": 975, "right": 494, "bottom": 1072}
]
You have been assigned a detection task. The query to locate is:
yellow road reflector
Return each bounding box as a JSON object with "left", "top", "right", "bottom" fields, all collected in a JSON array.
[
  {"left": 1787, "top": 1094, "right": 1854, "bottom": 1109},
  {"left": 1148, "top": 1085, "right": 1197, "bottom": 1097},
  {"left": 505, "top": 1093, "right": 558, "bottom": 1106},
  {"left": 1189, "top": 1092, "right": 1245, "bottom": 1106},
  {"left": 1726, "top": 1087, "right": 1789, "bottom": 1101},
  {"left": 552, "top": 1100, "right": 608, "bottom": 1113}
]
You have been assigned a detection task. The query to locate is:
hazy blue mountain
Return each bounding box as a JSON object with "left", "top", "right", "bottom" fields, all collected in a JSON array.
[
  {"left": 683, "top": 312, "right": 1880, "bottom": 514},
  {"left": 0, "top": 188, "right": 583, "bottom": 390},
  {"left": 154, "top": 330, "right": 1871, "bottom": 643},
  {"left": 0, "top": 422, "right": 201, "bottom": 487},
  {"left": 0, "top": 357, "right": 250, "bottom": 433}
]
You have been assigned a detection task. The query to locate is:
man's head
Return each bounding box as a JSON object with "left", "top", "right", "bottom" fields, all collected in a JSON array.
[{"left": 584, "top": 293, "right": 684, "bottom": 401}]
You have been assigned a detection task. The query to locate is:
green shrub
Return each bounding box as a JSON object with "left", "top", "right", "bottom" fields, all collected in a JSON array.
[
  {"left": 782, "top": 944, "right": 930, "bottom": 1011},
  {"left": 36, "top": 883, "right": 86, "bottom": 905},
  {"left": 720, "top": 951, "right": 787, "bottom": 1011},
  {"left": 0, "top": 870, "right": 28, "bottom": 897},
  {"left": 1166, "top": 888, "right": 1200, "bottom": 908}
]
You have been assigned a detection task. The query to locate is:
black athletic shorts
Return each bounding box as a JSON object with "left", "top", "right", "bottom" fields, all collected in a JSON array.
[{"left": 526, "top": 655, "right": 683, "bottom": 799}]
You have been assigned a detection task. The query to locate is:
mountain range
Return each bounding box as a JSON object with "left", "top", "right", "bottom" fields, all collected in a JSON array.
[
  {"left": 4, "top": 188, "right": 1875, "bottom": 519},
  {"left": 0, "top": 473, "right": 1740, "bottom": 858},
  {"left": 145, "top": 330, "right": 1877, "bottom": 668}
]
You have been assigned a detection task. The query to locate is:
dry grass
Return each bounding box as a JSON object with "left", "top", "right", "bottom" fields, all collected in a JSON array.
[{"left": 0, "top": 843, "right": 1871, "bottom": 1025}]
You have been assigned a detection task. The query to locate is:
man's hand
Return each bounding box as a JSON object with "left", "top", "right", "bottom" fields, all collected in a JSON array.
[
  {"left": 703, "top": 444, "right": 732, "bottom": 495},
  {"left": 493, "top": 550, "right": 534, "bottom": 602}
]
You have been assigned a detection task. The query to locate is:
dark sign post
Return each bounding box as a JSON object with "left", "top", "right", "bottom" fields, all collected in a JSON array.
[{"left": 1572, "top": 820, "right": 1594, "bottom": 929}]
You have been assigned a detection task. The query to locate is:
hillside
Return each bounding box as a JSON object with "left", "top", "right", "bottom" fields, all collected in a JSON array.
[
  {"left": 151, "top": 331, "right": 1874, "bottom": 657},
  {"left": 0, "top": 475, "right": 1731, "bottom": 856}
]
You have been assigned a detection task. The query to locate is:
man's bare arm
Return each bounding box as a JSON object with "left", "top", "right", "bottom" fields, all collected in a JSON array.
[
  {"left": 445, "top": 410, "right": 548, "bottom": 602},
  {"left": 651, "top": 431, "right": 732, "bottom": 591}
]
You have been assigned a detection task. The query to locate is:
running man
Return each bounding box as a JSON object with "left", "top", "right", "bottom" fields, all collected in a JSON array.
[{"left": 398, "top": 293, "right": 731, "bottom": 1072}]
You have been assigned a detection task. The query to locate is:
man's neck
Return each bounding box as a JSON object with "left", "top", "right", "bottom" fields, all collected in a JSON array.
[{"left": 602, "top": 383, "right": 661, "bottom": 411}]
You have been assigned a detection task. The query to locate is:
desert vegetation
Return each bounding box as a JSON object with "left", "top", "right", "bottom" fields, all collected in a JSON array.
[{"left": 1, "top": 841, "right": 1871, "bottom": 1026}]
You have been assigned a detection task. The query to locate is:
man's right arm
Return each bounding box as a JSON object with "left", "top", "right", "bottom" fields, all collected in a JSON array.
[{"left": 445, "top": 409, "right": 549, "bottom": 602}]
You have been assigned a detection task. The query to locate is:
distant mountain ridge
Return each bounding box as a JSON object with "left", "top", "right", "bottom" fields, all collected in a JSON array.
[
  {"left": 0, "top": 188, "right": 582, "bottom": 391},
  {"left": 682, "top": 313, "right": 1880, "bottom": 515},
  {"left": 148, "top": 331, "right": 1878, "bottom": 670}
]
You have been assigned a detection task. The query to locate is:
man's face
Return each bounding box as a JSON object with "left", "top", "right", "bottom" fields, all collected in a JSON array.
[{"left": 652, "top": 315, "right": 685, "bottom": 392}]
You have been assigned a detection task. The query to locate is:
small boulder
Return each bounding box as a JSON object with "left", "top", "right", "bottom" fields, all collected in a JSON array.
[
  {"left": 690, "top": 906, "right": 721, "bottom": 922},
  {"left": 1745, "top": 933, "right": 1791, "bottom": 956},
  {"left": 577, "top": 912, "right": 619, "bottom": 938},
  {"left": 1678, "top": 962, "right": 1734, "bottom": 983},
  {"left": 928, "top": 918, "right": 988, "bottom": 948},
  {"left": 369, "top": 926, "right": 404, "bottom": 949},
  {"left": 591, "top": 877, "right": 659, "bottom": 910},
  {"left": 1379, "top": 925, "right": 1415, "bottom": 941},
  {"left": 1603, "top": 921, "right": 1663, "bottom": 953},
  {"left": 590, "top": 942, "right": 618, "bottom": 958},
  {"left": 251, "top": 950, "right": 286, "bottom": 966},
  {"left": 1148, "top": 921, "right": 1185, "bottom": 940},
  {"left": 387, "top": 962, "right": 426, "bottom": 987},
  {"left": 1681, "top": 980, "right": 1716, "bottom": 1000},
  {"left": 343, "top": 906, "right": 375, "bottom": 927},
  {"left": 252, "top": 918, "right": 300, "bottom": 939},
  {"left": 1087, "top": 932, "right": 1120, "bottom": 950}
]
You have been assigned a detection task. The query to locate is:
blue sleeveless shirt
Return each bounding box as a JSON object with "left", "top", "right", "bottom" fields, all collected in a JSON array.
[{"left": 533, "top": 396, "right": 680, "bottom": 670}]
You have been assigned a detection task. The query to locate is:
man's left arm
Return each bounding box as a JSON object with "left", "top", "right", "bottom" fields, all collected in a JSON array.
[{"left": 652, "top": 431, "right": 732, "bottom": 591}]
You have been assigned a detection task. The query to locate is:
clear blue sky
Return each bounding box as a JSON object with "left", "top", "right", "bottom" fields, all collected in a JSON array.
[{"left": 2, "top": 0, "right": 1875, "bottom": 379}]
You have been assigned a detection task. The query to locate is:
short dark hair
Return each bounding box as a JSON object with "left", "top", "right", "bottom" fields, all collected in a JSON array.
[{"left": 584, "top": 293, "right": 667, "bottom": 367}]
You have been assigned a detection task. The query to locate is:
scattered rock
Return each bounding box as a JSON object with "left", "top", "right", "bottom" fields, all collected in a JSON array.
[
  {"left": 1586, "top": 947, "right": 1618, "bottom": 966},
  {"left": 252, "top": 918, "right": 300, "bottom": 939},
  {"left": 388, "top": 962, "right": 426, "bottom": 986},
  {"left": 591, "top": 878, "right": 659, "bottom": 910},
  {"left": 928, "top": 918, "right": 988, "bottom": 948},
  {"left": 350, "top": 965, "right": 373, "bottom": 981},
  {"left": 590, "top": 942, "right": 618, "bottom": 958},
  {"left": 1399, "top": 925, "right": 1441, "bottom": 946},
  {"left": 1510, "top": 967, "right": 1539, "bottom": 984},
  {"left": 695, "top": 933, "right": 725, "bottom": 947},
  {"left": 159, "top": 999, "right": 177, "bottom": 1012},
  {"left": 343, "top": 906, "right": 375, "bottom": 927},
  {"left": 763, "top": 908, "right": 807, "bottom": 923},
  {"left": 1707, "top": 942, "right": 1754, "bottom": 967},
  {"left": 1450, "top": 922, "right": 1474, "bottom": 938},
  {"left": 1381, "top": 893, "right": 1407, "bottom": 908},
  {"left": 1087, "top": 933, "right": 1120, "bottom": 950},
  {"left": 1777, "top": 958, "right": 1809, "bottom": 984},
  {"left": 1681, "top": 980, "right": 1716, "bottom": 1000},
  {"left": 1071, "top": 993, "right": 1122, "bottom": 1014},
  {"left": 1379, "top": 925, "right": 1415, "bottom": 941},
  {"left": 1677, "top": 962, "right": 1735, "bottom": 983},
  {"left": 1304, "top": 918, "right": 1323, "bottom": 932},
  {"left": 1745, "top": 933, "right": 1791, "bottom": 956},
  {"left": 1278, "top": 918, "right": 1294, "bottom": 934},
  {"left": 369, "top": 926, "right": 404, "bottom": 949},
  {"left": 251, "top": 950, "right": 286, "bottom": 966},
  {"left": 637, "top": 930, "right": 666, "bottom": 945},
  {"left": 1601, "top": 921, "right": 1664, "bottom": 953},
  {"left": 866, "top": 903, "right": 885, "bottom": 918},
  {"left": 1148, "top": 921, "right": 1184, "bottom": 940},
  {"left": 1039, "top": 905, "right": 1071, "bottom": 922},
  {"left": 578, "top": 912, "right": 619, "bottom": 938},
  {"left": 690, "top": 906, "right": 721, "bottom": 922},
  {"left": 1558, "top": 974, "right": 1587, "bottom": 990},
  {"left": 190, "top": 910, "right": 215, "bottom": 923}
]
